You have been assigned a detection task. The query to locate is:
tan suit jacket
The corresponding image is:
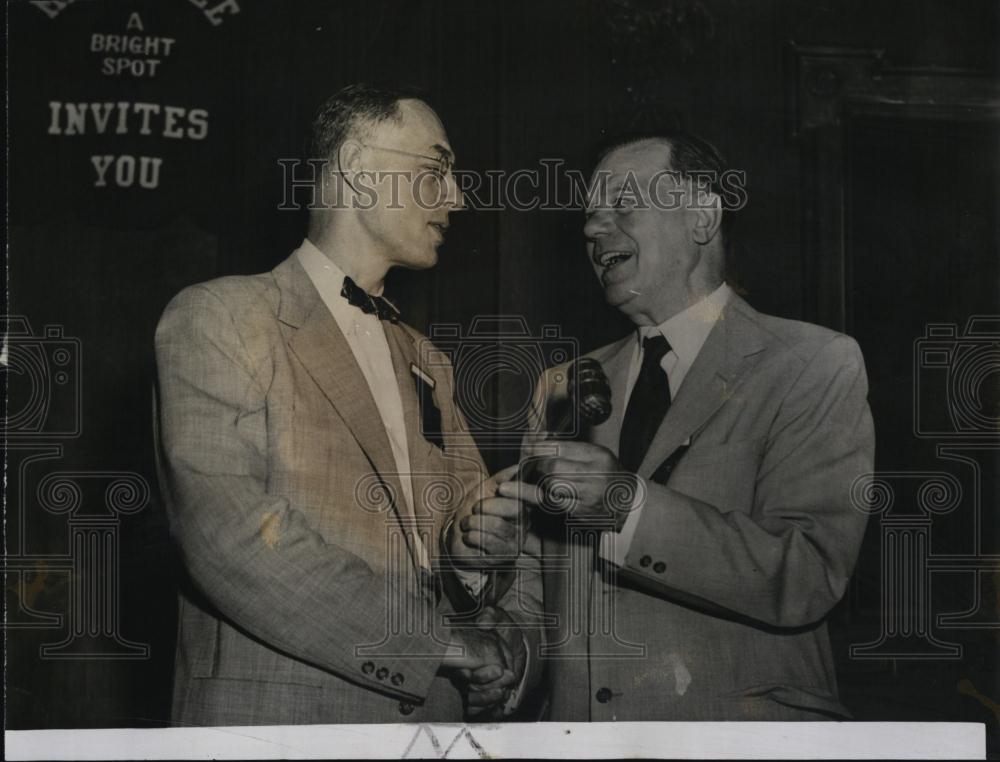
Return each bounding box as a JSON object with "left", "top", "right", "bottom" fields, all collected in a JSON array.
[
  {"left": 155, "top": 253, "right": 541, "bottom": 726},
  {"left": 531, "top": 294, "right": 874, "bottom": 721}
]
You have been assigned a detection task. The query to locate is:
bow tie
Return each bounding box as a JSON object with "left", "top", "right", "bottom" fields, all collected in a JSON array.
[{"left": 340, "top": 276, "right": 400, "bottom": 323}]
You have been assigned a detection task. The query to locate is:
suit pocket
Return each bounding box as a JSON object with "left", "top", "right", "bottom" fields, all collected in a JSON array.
[
  {"left": 214, "top": 618, "right": 326, "bottom": 688},
  {"left": 185, "top": 676, "right": 326, "bottom": 726},
  {"left": 666, "top": 438, "right": 765, "bottom": 514},
  {"left": 674, "top": 437, "right": 765, "bottom": 467}
]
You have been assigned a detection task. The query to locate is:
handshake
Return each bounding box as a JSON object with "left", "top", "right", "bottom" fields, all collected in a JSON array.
[
  {"left": 438, "top": 439, "right": 640, "bottom": 717},
  {"left": 440, "top": 606, "right": 527, "bottom": 719}
]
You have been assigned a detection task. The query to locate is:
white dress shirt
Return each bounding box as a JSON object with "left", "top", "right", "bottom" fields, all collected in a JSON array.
[
  {"left": 296, "top": 239, "right": 430, "bottom": 569},
  {"left": 599, "top": 282, "right": 733, "bottom": 566}
]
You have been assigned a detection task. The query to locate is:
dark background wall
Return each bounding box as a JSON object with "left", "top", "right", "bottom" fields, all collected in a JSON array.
[{"left": 6, "top": 0, "right": 999, "bottom": 746}]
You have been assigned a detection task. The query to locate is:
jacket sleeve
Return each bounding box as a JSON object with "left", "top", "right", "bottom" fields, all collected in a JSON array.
[
  {"left": 620, "top": 335, "right": 875, "bottom": 627},
  {"left": 155, "top": 284, "right": 448, "bottom": 702},
  {"left": 433, "top": 357, "right": 546, "bottom": 697}
]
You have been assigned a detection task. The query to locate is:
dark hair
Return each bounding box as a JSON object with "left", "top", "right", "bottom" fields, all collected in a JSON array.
[
  {"left": 309, "top": 83, "right": 429, "bottom": 162},
  {"left": 594, "top": 130, "right": 737, "bottom": 250}
]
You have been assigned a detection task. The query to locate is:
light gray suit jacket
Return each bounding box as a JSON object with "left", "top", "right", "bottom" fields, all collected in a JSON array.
[
  {"left": 155, "top": 253, "right": 541, "bottom": 726},
  {"left": 531, "top": 293, "right": 874, "bottom": 721}
]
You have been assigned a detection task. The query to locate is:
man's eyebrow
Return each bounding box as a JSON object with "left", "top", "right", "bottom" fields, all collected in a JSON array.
[
  {"left": 591, "top": 174, "right": 622, "bottom": 190},
  {"left": 589, "top": 180, "right": 623, "bottom": 200},
  {"left": 430, "top": 143, "right": 454, "bottom": 161}
]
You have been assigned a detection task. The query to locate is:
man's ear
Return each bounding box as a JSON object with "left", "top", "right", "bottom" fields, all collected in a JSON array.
[
  {"left": 337, "top": 139, "right": 364, "bottom": 193},
  {"left": 691, "top": 190, "right": 723, "bottom": 245}
]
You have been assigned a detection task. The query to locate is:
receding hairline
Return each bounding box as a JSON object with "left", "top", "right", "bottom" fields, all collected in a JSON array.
[
  {"left": 308, "top": 83, "right": 452, "bottom": 172},
  {"left": 598, "top": 137, "right": 676, "bottom": 171},
  {"left": 379, "top": 98, "right": 454, "bottom": 159}
]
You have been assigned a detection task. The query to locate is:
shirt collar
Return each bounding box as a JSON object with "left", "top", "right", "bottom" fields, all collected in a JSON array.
[
  {"left": 638, "top": 283, "right": 732, "bottom": 367},
  {"left": 295, "top": 238, "right": 378, "bottom": 329}
]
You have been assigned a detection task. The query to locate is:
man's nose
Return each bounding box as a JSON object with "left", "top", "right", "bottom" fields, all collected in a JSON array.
[{"left": 583, "top": 209, "right": 613, "bottom": 239}]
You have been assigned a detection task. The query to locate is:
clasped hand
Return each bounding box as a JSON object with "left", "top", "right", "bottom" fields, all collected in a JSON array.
[
  {"left": 448, "top": 464, "right": 526, "bottom": 566},
  {"left": 501, "top": 440, "right": 640, "bottom": 529},
  {"left": 441, "top": 606, "right": 526, "bottom": 717}
]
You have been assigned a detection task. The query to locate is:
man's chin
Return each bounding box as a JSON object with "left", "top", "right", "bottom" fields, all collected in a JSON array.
[
  {"left": 602, "top": 281, "right": 637, "bottom": 309},
  {"left": 397, "top": 249, "right": 439, "bottom": 271}
]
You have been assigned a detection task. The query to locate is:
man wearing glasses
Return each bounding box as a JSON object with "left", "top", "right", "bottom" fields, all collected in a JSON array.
[{"left": 154, "top": 84, "right": 540, "bottom": 725}]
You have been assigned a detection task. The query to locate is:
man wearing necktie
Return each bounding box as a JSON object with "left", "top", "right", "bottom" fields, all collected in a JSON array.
[
  {"left": 494, "top": 132, "right": 874, "bottom": 720},
  {"left": 154, "top": 84, "right": 541, "bottom": 726}
]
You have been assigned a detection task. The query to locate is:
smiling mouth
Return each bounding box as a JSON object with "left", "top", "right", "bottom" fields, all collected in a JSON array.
[{"left": 596, "top": 250, "right": 633, "bottom": 272}]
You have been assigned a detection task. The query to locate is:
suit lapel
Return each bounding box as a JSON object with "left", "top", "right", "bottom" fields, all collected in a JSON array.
[
  {"left": 385, "top": 323, "right": 459, "bottom": 562},
  {"left": 383, "top": 324, "right": 433, "bottom": 511},
  {"left": 636, "top": 294, "right": 767, "bottom": 478},
  {"left": 276, "top": 256, "right": 408, "bottom": 522}
]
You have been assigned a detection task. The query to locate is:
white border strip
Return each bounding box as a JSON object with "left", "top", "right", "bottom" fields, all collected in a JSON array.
[{"left": 5, "top": 722, "right": 985, "bottom": 759}]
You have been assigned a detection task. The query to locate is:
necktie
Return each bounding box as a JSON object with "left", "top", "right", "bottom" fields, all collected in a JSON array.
[
  {"left": 340, "top": 276, "right": 400, "bottom": 323},
  {"left": 619, "top": 334, "right": 672, "bottom": 473}
]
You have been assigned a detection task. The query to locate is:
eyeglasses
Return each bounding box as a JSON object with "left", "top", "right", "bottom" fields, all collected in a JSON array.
[
  {"left": 357, "top": 142, "right": 463, "bottom": 209},
  {"left": 361, "top": 143, "right": 454, "bottom": 177}
]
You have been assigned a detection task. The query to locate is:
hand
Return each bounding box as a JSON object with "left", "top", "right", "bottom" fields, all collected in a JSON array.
[
  {"left": 440, "top": 626, "right": 512, "bottom": 676},
  {"left": 500, "top": 441, "right": 640, "bottom": 528},
  {"left": 440, "top": 626, "right": 517, "bottom": 716},
  {"left": 465, "top": 607, "right": 526, "bottom": 718},
  {"left": 448, "top": 465, "right": 526, "bottom": 568}
]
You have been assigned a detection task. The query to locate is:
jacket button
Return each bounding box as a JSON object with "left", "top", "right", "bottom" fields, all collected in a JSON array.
[
  {"left": 362, "top": 661, "right": 375, "bottom": 675},
  {"left": 639, "top": 555, "right": 652, "bottom": 568},
  {"left": 595, "top": 687, "right": 613, "bottom": 703},
  {"left": 653, "top": 561, "right": 666, "bottom": 573},
  {"left": 376, "top": 667, "right": 389, "bottom": 680},
  {"left": 398, "top": 701, "right": 415, "bottom": 716},
  {"left": 391, "top": 672, "right": 404, "bottom": 686}
]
